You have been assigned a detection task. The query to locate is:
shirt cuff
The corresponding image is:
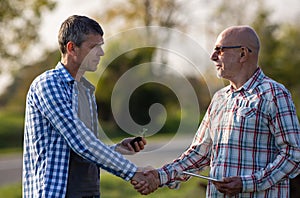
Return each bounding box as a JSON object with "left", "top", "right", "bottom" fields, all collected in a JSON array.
[
  {"left": 124, "top": 165, "right": 138, "bottom": 181},
  {"left": 241, "top": 175, "right": 255, "bottom": 192},
  {"left": 158, "top": 168, "right": 169, "bottom": 185},
  {"left": 159, "top": 168, "right": 181, "bottom": 189},
  {"left": 110, "top": 144, "right": 117, "bottom": 151}
]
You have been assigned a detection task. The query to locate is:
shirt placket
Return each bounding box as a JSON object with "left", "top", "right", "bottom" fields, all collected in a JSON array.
[
  {"left": 216, "top": 91, "right": 239, "bottom": 178},
  {"left": 72, "top": 82, "right": 79, "bottom": 115},
  {"left": 87, "top": 88, "right": 98, "bottom": 136}
]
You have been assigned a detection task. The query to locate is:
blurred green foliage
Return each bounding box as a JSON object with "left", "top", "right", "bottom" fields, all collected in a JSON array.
[
  {"left": 101, "top": 0, "right": 187, "bottom": 30},
  {"left": 0, "top": 0, "right": 56, "bottom": 72},
  {"left": 96, "top": 45, "right": 206, "bottom": 139},
  {"left": 254, "top": 21, "right": 300, "bottom": 113},
  {"left": 0, "top": 113, "right": 23, "bottom": 150},
  {"left": 0, "top": 50, "right": 60, "bottom": 151}
]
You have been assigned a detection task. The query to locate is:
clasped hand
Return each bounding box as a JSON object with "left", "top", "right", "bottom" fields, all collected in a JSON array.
[
  {"left": 115, "top": 138, "right": 159, "bottom": 194},
  {"left": 131, "top": 167, "right": 160, "bottom": 195}
]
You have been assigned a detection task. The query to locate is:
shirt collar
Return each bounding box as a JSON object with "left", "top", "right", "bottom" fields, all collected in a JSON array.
[
  {"left": 79, "top": 77, "right": 95, "bottom": 92},
  {"left": 226, "top": 67, "right": 265, "bottom": 95},
  {"left": 55, "top": 62, "right": 75, "bottom": 84},
  {"left": 242, "top": 67, "right": 264, "bottom": 93},
  {"left": 55, "top": 62, "right": 95, "bottom": 91}
]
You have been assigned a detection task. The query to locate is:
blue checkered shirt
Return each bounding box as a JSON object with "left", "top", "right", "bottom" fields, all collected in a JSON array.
[
  {"left": 158, "top": 68, "right": 300, "bottom": 197},
  {"left": 23, "top": 62, "right": 137, "bottom": 198}
]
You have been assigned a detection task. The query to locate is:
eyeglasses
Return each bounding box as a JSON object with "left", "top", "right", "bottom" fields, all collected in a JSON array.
[{"left": 214, "top": 45, "right": 252, "bottom": 54}]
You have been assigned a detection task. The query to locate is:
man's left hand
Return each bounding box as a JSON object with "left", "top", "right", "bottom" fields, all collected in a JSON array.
[
  {"left": 115, "top": 137, "right": 147, "bottom": 155},
  {"left": 212, "top": 176, "right": 242, "bottom": 196}
]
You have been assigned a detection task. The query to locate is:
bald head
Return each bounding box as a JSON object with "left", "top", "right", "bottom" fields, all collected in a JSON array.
[
  {"left": 211, "top": 26, "right": 261, "bottom": 88},
  {"left": 218, "top": 25, "right": 260, "bottom": 54}
]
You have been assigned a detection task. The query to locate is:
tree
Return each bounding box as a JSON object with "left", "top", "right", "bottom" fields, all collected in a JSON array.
[
  {"left": 0, "top": 0, "right": 56, "bottom": 107},
  {"left": 99, "top": 0, "right": 188, "bottom": 65},
  {"left": 251, "top": 8, "right": 300, "bottom": 114},
  {"left": 0, "top": 0, "right": 56, "bottom": 91},
  {"left": 207, "top": 0, "right": 264, "bottom": 36},
  {"left": 100, "top": 0, "right": 187, "bottom": 29}
]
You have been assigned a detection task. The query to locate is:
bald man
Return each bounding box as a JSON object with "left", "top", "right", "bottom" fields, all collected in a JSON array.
[{"left": 133, "top": 26, "right": 300, "bottom": 197}]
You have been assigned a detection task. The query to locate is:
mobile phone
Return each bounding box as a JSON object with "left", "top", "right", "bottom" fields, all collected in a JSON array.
[{"left": 130, "top": 136, "right": 143, "bottom": 152}]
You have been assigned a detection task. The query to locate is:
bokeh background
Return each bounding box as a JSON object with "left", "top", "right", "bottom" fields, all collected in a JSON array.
[{"left": 0, "top": 0, "right": 299, "bottom": 197}]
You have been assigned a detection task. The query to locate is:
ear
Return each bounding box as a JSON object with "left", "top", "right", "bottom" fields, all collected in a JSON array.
[
  {"left": 66, "top": 41, "right": 77, "bottom": 55},
  {"left": 240, "top": 48, "right": 248, "bottom": 63}
]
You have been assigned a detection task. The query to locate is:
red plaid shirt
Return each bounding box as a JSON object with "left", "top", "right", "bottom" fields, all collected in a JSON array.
[{"left": 159, "top": 68, "right": 300, "bottom": 197}]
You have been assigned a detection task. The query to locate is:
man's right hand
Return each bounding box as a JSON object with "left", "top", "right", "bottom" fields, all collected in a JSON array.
[{"left": 212, "top": 176, "right": 242, "bottom": 196}]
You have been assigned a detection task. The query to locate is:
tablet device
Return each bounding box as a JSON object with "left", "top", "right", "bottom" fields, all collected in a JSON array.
[{"left": 182, "top": 171, "right": 223, "bottom": 182}]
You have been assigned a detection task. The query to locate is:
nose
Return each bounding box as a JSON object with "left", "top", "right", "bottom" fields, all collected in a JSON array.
[
  {"left": 98, "top": 47, "right": 104, "bottom": 56},
  {"left": 210, "top": 51, "right": 218, "bottom": 61}
]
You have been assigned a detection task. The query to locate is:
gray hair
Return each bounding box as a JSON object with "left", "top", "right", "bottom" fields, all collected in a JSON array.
[{"left": 58, "top": 15, "right": 104, "bottom": 54}]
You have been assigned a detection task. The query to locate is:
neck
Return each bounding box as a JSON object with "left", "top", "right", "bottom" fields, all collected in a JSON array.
[
  {"left": 61, "top": 57, "right": 82, "bottom": 81},
  {"left": 230, "top": 66, "right": 258, "bottom": 90},
  {"left": 230, "top": 81, "right": 245, "bottom": 90},
  {"left": 75, "top": 70, "right": 85, "bottom": 81}
]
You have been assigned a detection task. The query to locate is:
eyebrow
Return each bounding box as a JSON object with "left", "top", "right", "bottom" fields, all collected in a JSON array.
[{"left": 93, "top": 41, "right": 104, "bottom": 47}]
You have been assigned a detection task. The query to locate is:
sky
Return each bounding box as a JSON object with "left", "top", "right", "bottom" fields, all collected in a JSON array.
[{"left": 39, "top": 0, "right": 300, "bottom": 51}]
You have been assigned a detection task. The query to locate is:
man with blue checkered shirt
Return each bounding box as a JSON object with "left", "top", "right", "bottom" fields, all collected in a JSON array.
[{"left": 22, "top": 15, "right": 159, "bottom": 198}]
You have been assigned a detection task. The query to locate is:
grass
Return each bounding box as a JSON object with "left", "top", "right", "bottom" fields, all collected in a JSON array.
[
  {"left": 0, "top": 183, "right": 21, "bottom": 198},
  {"left": 0, "top": 172, "right": 207, "bottom": 198},
  {"left": 100, "top": 172, "right": 207, "bottom": 198}
]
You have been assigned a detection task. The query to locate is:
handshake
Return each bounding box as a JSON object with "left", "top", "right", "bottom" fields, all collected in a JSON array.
[
  {"left": 131, "top": 167, "right": 161, "bottom": 195},
  {"left": 116, "top": 137, "right": 161, "bottom": 195}
]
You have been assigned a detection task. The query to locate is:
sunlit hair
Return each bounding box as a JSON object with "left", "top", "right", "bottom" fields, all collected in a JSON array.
[{"left": 58, "top": 15, "right": 104, "bottom": 54}]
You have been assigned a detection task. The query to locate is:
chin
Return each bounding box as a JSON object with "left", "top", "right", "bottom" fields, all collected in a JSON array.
[
  {"left": 91, "top": 68, "right": 97, "bottom": 72},
  {"left": 89, "top": 67, "right": 98, "bottom": 72},
  {"left": 216, "top": 70, "right": 222, "bottom": 79},
  {"left": 87, "top": 64, "right": 98, "bottom": 71}
]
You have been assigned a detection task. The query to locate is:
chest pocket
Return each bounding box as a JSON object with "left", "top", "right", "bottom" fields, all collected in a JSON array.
[
  {"left": 235, "top": 107, "right": 257, "bottom": 122},
  {"left": 233, "top": 95, "right": 259, "bottom": 123}
]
